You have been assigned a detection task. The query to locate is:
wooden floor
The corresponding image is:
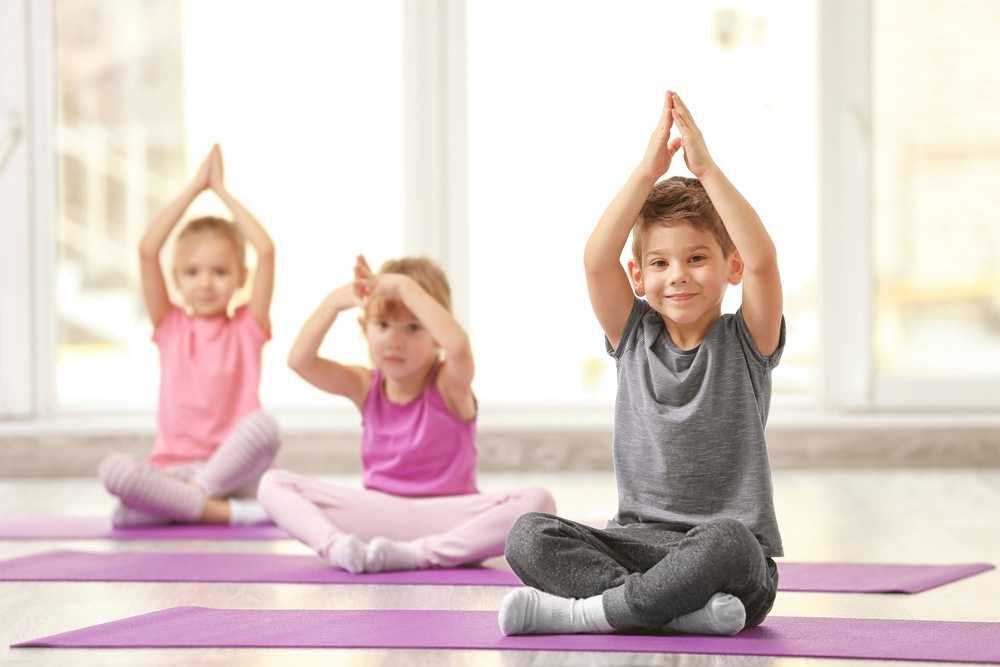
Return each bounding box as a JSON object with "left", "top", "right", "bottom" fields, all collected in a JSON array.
[{"left": 1, "top": 470, "right": 998, "bottom": 666}]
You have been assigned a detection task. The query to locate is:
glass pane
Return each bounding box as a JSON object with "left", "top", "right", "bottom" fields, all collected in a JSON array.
[
  {"left": 873, "top": 0, "right": 1000, "bottom": 378},
  {"left": 54, "top": 0, "right": 403, "bottom": 410},
  {"left": 467, "top": 0, "right": 818, "bottom": 405}
]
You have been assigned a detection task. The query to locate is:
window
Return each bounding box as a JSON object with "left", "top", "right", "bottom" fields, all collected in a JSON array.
[
  {"left": 467, "top": 0, "right": 818, "bottom": 405},
  {"left": 53, "top": 0, "right": 403, "bottom": 410}
]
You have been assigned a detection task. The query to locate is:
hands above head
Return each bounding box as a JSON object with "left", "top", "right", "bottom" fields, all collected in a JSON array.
[
  {"left": 207, "top": 143, "right": 226, "bottom": 194},
  {"left": 191, "top": 147, "right": 214, "bottom": 193},
  {"left": 669, "top": 92, "right": 716, "bottom": 179},
  {"left": 352, "top": 255, "right": 409, "bottom": 305},
  {"left": 638, "top": 91, "right": 716, "bottom": 181}
]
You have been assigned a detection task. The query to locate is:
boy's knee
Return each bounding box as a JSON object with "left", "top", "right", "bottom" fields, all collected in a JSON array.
[
  {"left": 504, "top": 512, "right": 552, "bottom": 567},
  {"left": 698, "top": 518, "right": 762, "bottom": 569}
]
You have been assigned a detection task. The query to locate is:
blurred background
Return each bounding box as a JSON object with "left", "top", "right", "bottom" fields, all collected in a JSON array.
[{"left": 2, "top": 0, "right": 999, "bottom": 471}]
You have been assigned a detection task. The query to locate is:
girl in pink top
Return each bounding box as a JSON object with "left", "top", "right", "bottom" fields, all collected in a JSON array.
[
  {"left": 98, "top": 145, "right": 281, "bottom": 527},
  {"left": 258, "top": 256, "right": 555, "bottom": 572}
]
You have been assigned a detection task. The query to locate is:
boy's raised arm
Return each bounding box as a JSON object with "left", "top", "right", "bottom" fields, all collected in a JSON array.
[
  {"left": 138, "top": 149, "right": 213, "bottom": 327},
  {"left": 585, "top": 92, "right": 683, "bottom": 350},
  {"left": 208, "top": 145, "right": 275, "bottom": 335},
  {"left": 671, "top": 93, "right": 783, "bottom": 356},
  {"left": 287, "top": 283, "right": 371, "bottom": 409}
]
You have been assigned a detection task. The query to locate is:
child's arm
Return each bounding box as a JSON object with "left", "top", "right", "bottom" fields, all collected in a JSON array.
[
  {"left": 585, "top": 92, "right": 684, "bottom": 350},
  {"left": 138, "top": 149, "right": 213, "bottom": 327},
  {"left": 287, "top": 283, "right": 372, "bottom": 410},
  {"left": 671, "top": 93, "right": 783, "bottom": 356},
  {"left": 208, "top": 145, "right": 275, "bottom": 334},
  {"left": 356, "top": 256, "right": 476, "bottom": 420}
]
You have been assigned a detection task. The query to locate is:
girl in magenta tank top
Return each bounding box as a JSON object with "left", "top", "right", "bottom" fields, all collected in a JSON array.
[{"left": 258, "top": 255, "right": 555, "bottom": 572}]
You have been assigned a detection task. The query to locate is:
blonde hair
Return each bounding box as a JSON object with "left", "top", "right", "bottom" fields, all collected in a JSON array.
[
  {"left": 363, "top": 256, "right": 452, "bottom": 322},
  {"left": 175, "top": 216, "right": 246, "bottom": 268},
  {"left": 631, "top": 176, "right": 735, "bottom": 262}
]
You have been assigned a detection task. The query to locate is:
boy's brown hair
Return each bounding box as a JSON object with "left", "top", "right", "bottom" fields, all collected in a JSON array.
[
  {"left": 175, "top": 216, "right": 247, "bottom": 268},
  {"left": 364, "top": 256, "right": 452, "bottom": 322},
  {"left": 631, "top": 176, "right": 735, "bottom": 262}
]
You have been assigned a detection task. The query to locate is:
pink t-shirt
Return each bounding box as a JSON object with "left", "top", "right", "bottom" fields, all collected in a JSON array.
[
  {"left": 361, "top": 366, "right": 478, "bottom": 497},
  {"left": 149, "top": 305, "right": 269, "bottom": 467}
]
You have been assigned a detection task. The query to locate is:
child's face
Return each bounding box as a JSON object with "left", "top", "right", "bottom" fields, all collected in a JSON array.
[
  {"left": 173, "top": 233, "right": 245, "bottom": 317},
  {"left": 628, "top": 223, "right": 742, "bottom": 325},
  {"left": 364, "top": 308, "right": 439, "bottom": 382}
]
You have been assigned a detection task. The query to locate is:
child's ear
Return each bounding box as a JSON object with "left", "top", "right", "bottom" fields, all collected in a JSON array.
[
  {"left": 627, "top": 259, "right": 646, "bottom": 297},
  {"left": 239, "top": 266, "right": 249, "bottom": 288},
  {"left": 727, "top": 250, "right": 744, "bottom": 285}
]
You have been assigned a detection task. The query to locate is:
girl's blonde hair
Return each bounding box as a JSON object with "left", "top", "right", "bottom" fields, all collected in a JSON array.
[
  {"left": 363, "top": 256, "right": 452, "bottom": 322},
  {"left": 175, "top": 216, "right": 246, "bottom": 268}
]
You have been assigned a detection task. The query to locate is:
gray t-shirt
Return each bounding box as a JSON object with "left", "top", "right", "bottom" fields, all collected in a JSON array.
[{"left": 606, "top": 297, "right": 785, "bottom": 556}]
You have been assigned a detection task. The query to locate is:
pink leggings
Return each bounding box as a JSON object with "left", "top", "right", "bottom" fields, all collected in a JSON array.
[
  {"left": 99, "top": 410, "right": 281, "bottom": 522},
  {"left": 258, "top": 469, "right": 556, "bottom": 567}
]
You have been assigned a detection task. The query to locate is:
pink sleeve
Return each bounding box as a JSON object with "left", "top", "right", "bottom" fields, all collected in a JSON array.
[
  {"left": 152, "top": 306, "right": 185, "bottom": 345},
  {"left": 233, "top": 305, "right": 271, "bottom": 344}
]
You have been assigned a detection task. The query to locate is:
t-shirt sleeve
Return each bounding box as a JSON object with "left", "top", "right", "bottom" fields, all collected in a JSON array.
[
  {"left": 152, "top": 306, "right": 184, "bottom": 345},
  {"left": 605, "top": 297, "right": 650, "bottom": 359},
  {"left": 233, "top": 305, "right": 271, "bottom": 344},
  {"left": 733, "top": 307, "right": 786, "bottom": 370}
]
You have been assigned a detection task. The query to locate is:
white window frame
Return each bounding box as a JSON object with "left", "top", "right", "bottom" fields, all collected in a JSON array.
[{"left": 3, "top": 0, "right": 997, "bottom": 422}]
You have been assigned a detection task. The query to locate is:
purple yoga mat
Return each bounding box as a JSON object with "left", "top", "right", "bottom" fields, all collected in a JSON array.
[
  {"left": 0, "top": 550, "right": 520, "bottom": 586},
  {"left": 1, "top": 550, "right": 993, "bottom": 593},
  {"left": 13, "top": 607, "right": 1000, "bottom": 663},
  {"left": 0, "top": 516, "right": 289, "bottom": 540}
]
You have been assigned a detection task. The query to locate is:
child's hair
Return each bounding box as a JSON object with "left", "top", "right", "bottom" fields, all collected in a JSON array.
[
  {"left": 364, "top": 256, "right": 452, "bottom": 322},
  {"left": 175, "top": 216, "right": 246, "bottom": 268},
  {"left": 631, "top": 176, "right": 735, "bottom": 262}
]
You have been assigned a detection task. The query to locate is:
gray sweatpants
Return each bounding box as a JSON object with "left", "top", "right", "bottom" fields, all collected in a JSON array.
[{"left": 505, "top": 513, "right": 778, "bottom": 632}]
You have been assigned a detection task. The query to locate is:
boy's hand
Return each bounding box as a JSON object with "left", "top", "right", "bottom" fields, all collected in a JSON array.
[
  {"left": 670, "top": 93, "right": 716, "bottom": 179},
  {"left": 208, "top": 144, "right": 226, "bottom": 193},
  {"left": 638, "top": 91, "right": 684, "bottom": 179}
]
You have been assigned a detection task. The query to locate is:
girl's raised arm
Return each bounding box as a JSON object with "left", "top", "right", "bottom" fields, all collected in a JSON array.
[
  {"left": 208, "top": 145, "right": 275, "bottom": 334},
  {"left": 138, "top": 149, "right": 212, "bottom": 327}
]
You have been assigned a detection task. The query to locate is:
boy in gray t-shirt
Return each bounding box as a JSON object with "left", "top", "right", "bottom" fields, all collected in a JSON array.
[{"left": 500, "top": 91, "right": 785, "bottom": 637}]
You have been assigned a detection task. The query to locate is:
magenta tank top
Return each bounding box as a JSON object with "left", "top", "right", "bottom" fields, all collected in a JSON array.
[{"left": 360, "top": 365, "right": 478, "bottom": 496}]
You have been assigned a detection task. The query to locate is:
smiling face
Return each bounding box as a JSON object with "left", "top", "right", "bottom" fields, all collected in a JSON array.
[
  {"left": 628, "top": 222, "right": 743, "bottom": 326},
  {"left": 172, "top": 232, "right": 246, "bottom": 317},
  {"left": 363, "top": 304, "right": 439, "bottom": 382}
]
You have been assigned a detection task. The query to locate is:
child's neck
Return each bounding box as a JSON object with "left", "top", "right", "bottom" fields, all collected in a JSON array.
[
  {"left": 661, "top": 305, "right": 722, "bottom": 351},
  {"left": 381, "top": 361, "right": 436, "bottom": 405}
]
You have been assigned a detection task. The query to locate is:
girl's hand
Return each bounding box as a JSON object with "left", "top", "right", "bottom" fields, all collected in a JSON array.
[
  {"left": 208, "top": 144, "right": 225, "bottom": 193},
  {"left": 328, "top": 282, "right": 362, "bottom": 312},
  {"left": 191, "top": 148, "right": 214, "bottom": 193},
  {"left": 638, "top": 90, "right": 684, "bottom": 179},
  {"left": 670, "top": 93, "right": 717, "bottom": 179},
  {"left": 353, "top": 255, "right": 408, "bottom": 304}
]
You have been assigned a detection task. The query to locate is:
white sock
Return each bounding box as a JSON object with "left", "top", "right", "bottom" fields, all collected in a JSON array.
[
  {"left": 665, "top": 592, "right": 746, "bottom": 636},
  {"left": 227, "top": 499, "right": 270, "bottom": 525},
  {"left": 327, "top": 535, "right": 367, "bottom": 574},
  {"left": 498, "top": 587, "right": 613, "bottom": 636},
  {"left": 111, "top": 503, "right": 171, "bottom": 527},
  {"left": 365, "top": 537, "right": 427, "bottom": 572}
]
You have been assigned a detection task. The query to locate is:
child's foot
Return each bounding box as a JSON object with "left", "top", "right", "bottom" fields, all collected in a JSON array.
[
  {"left": 365, "top": 537, "right": 427, "bottom": 572},
  {"left": 327, "top": 535, "right": 367, "bottom": 574},
  {"left": 111, "top": 503, "right": 171, "bottom": 528},
  {"left": 665, "top": 592, "right": 746, "bottom": 635},
  {"left": 498, "top": 587, "right": 612, "bottom": 635}
]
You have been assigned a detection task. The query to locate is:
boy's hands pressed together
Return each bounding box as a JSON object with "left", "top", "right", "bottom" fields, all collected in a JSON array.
[
  {"left": 639, "top": 90, "right": 684, "bottom": 180},
  {"left": 670, "top": 93, "right": 717, "bottom": 180}
]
